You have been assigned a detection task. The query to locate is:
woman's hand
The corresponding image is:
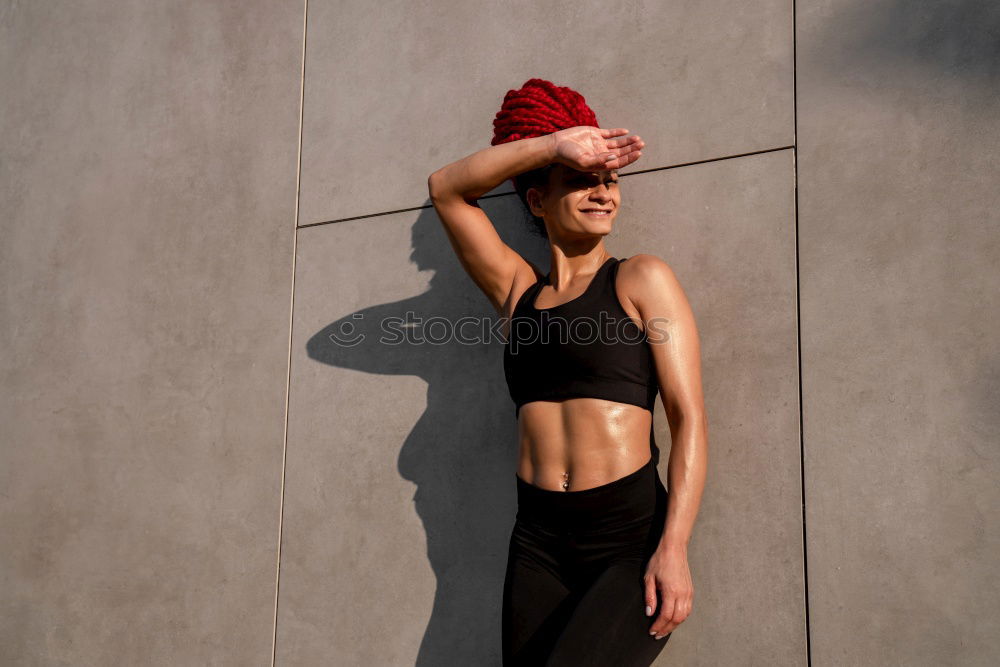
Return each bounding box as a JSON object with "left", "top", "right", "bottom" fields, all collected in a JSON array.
[
  {"left": 643, "top": 544, "right": 694, "bottom": 640},
  {"left": 550, "top": 126, "right": 645, "bottom": 171}
]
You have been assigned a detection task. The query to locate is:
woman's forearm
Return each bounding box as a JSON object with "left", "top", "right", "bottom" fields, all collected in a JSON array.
[
  {"left": 658, "top": 411, "right": 708, "bottom": 552},
  {"left": 428, "top": 134, "right": 557, "bottom": 202}
]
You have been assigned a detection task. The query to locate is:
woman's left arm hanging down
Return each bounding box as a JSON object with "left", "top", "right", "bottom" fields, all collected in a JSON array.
[{"left": 622, "top": 253, "right": 708, "bottom": 640}]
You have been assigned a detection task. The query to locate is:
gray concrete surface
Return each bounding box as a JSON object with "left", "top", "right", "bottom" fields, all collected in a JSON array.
[
  {"left": 2, "top": 0, "right": 997, "bottom": 665},
  {"left": 797, "top": 1, "right": 1000, "bottom": 665},
  {"left": 297, "top": 0, "right": 793, "bottom": 225},
  {"left": 0, "top": 1, "right": 303, "bottom": 664}
]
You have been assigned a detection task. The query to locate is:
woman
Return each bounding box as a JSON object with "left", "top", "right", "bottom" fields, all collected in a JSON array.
[{"left": 427, "top": 78, "right": 708, "bottom": 666}]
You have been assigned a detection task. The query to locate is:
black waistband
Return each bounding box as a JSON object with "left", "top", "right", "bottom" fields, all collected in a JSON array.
[{"left": 514, "top": 456, "right": 665, "bottom": 534}]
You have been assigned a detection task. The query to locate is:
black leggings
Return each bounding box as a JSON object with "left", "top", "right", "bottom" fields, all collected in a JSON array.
[{"left": 501, "top": 455, "right": 672, "bottom": 666}]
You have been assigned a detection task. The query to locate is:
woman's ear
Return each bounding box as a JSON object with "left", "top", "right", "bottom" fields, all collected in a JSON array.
[{"left": 526, "top": 186, "right": 544, "bottom": 218}]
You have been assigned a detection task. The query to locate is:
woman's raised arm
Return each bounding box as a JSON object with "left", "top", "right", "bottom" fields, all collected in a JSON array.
[{"left": 426, "top": 135, "right": 557, "bottom": 315}]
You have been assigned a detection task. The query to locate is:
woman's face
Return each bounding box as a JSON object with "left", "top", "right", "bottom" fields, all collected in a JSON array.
[{"left": 528, "top": 164, "right": 621, "bottom": 238}]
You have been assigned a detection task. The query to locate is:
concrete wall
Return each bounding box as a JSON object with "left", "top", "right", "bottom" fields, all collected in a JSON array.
[
  {"left": 797, "top": 1, "right": 1000, "bottom": 664},
  {"left": 0, "top": 1, "right": 303, "bottom": 664},
  {"left": 2, "top": 1, "right": 996, "bottom": 666}
]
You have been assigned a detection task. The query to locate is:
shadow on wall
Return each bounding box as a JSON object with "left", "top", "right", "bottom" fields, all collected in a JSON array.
[
  {"left": 811, "top": 0, "right": 999, "bottom": 88},
  {"left": 306, "top": 197, "right": 549, "bottom": 665}
]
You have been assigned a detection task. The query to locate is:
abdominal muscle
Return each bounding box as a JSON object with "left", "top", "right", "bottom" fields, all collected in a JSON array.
[{"left": 515, "top": 398, "right": 654, "bottom": 492}]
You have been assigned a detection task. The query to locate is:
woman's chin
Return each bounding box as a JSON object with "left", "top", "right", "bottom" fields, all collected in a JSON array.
[{"left": 577, "top": 215, "right": 615, "bottom": 232}]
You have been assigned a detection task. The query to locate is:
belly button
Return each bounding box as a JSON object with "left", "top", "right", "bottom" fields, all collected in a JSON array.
[{"left": 562, "top": 471, "right": 569, "bottom": 491}]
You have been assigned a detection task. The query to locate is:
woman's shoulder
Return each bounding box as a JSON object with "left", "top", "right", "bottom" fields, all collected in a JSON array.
[
  {"left": 618, "top": 253, "right": 686, "bottom": 300},
  {"left": 620, "top": 253, "right": 676, "bottom": 278}
]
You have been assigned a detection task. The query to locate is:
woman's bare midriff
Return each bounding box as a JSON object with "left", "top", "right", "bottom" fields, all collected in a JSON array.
[{"left": 515, "top": 398, "right": 654, "bottom": 492}]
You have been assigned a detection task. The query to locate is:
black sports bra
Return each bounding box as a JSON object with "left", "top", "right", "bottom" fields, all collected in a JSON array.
[{"left": 503, "top": 256, "right": 660, "bottom": 420}]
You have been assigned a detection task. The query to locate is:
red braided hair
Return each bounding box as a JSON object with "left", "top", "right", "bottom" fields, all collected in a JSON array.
[{"left": 491, "top": 78, "right": 600, "bottom": 146}]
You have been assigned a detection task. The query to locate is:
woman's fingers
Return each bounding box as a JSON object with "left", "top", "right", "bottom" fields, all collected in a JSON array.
[
  {"left": 601, "top": 136, "right": 644, "bottom": 167},
  {"left": 650, "top": 593, "right": 678, "bottom": 639},
  {"left": 603, "top": 134, "right": 643, "bottom": 152},
  {"left": 659, "top": 593, "right": 694, "bottom": 637},
  {"left": 643, "top": 573, "right": 658, "bottom": 617},
  {"left": 604, "top": 134, "right": 637, "bottom": 149},
  {"left": 606, "top": 144, "right": 642, "bottom": 169}
]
